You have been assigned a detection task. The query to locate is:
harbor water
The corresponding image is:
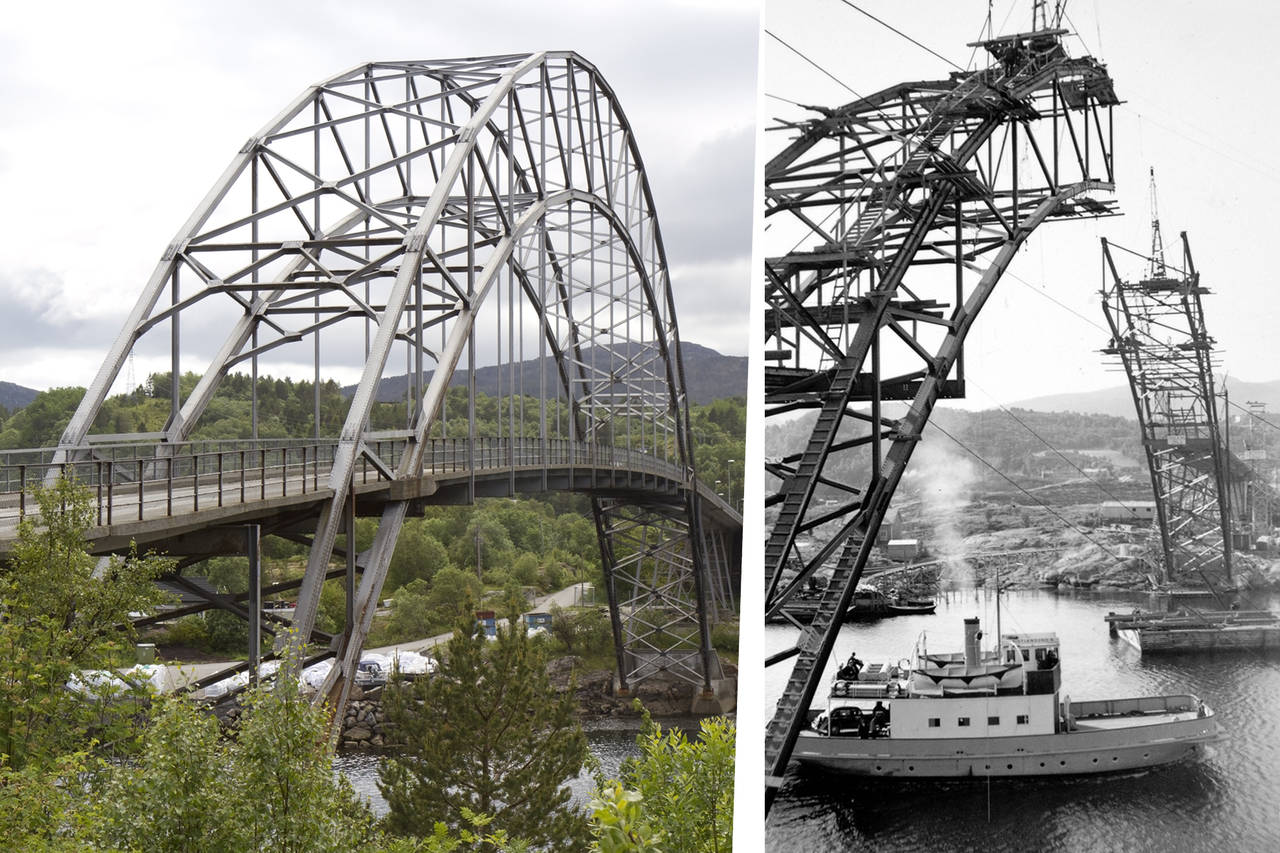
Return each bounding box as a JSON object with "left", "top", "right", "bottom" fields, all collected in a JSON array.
[{"left": 766, "top": 589, "right": 1280, "bottom": 852}]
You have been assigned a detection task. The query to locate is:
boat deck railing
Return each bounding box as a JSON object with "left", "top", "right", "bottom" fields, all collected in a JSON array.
[{"left": 1069, "top": 694, "right": 1203, "bottom": 720}]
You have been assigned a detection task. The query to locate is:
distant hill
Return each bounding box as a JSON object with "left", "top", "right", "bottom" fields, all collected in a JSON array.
[
  {"left": 1010, "top": 377, "right": 1280, "bottom": 419},
  {"left": 343, "top": 342, "right": 746, "bottom": 406},
  {"left": 0, "top": 381, "right": 39, "bottom": 411},
  {"left": 1007, "top": 385, "right": 1137, "bottom": 418}
]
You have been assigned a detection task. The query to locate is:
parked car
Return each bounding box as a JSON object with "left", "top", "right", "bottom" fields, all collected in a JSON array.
[{"left": 355, "top": 655, "right": 388, "bottom": 686}]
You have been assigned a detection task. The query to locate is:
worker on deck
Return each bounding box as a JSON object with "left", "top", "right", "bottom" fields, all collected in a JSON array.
[
  {"left": 871, "top": 700, "right": 889, "bottom": 735},
  {"left": 838, "top": 651, "right": 864, "bottom": 681}
]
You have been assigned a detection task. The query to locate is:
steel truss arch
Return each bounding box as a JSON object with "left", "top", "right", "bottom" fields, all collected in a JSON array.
[
  {"left": 763, "top": 28, "right": 1120, "bottom": 798},
  {"left": 1100, "top": 234, "right": 1235, "bottom": 587},
  {"left": 51, "top": 52, "right": 719, "bottom": 715}
]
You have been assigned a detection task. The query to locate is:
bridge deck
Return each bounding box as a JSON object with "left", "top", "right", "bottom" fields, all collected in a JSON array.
[{"left": 1, "top": 437, "right": 739, "bottom": 558}]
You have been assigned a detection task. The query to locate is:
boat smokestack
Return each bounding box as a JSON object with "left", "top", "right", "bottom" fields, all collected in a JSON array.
[{"left": 964, "top": 617, "right": 982, "bottom": 668}]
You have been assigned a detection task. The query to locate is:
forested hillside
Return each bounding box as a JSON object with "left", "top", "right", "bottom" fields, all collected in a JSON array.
[
  {"left": 348, "top": 341, "right": 747, "bottom": 408},
  {"left": 766, "top": 403, "right": 1149, "bottom": 503}
]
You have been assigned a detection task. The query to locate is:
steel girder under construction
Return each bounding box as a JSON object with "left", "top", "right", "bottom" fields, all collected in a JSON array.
[
  {"left": 1101, "top": 234, "right": 1236, "bottom": 587},
  {"left": 763, "top": 27, "right": 1119, "bottom": 797},
  {"left": 47, "top": 53, "right": 721, "bottom": 719}
]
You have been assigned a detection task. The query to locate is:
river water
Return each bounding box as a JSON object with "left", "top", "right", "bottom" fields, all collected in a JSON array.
[{"left": 766, "top": 588, "right": 1280, "bottom": 852}]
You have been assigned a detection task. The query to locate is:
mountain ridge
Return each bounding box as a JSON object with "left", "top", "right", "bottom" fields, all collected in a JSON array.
[
  {"left": 0, "top": 381, "right": 39, "bottom": 411},
  {"left": 341, "top": 341, "right": 746, "bottom": 406},
  {"left": 1009, "top": 376, "right": 1280, "bottom": 419}
]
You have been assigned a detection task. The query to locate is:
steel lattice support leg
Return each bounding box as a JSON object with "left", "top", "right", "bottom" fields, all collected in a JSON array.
[{"left": 594, "top": 497, "right": 719, "bottom": 693}]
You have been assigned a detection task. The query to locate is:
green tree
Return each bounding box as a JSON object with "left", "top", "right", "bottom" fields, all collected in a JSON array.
[
  {"left": 377, "top": 578, "right": 435, "bottom": 643},
  {"left": 0, "top": 478, "right": 170, "bottom": 772},
  {"left": 451, "top": 514, "right": 514, "bottom": 575},
  {"left": 598, "top": 715, "right": 735, "bottom": 853},
  {"left": 548, "top": 604, "right": 612, "bottom": 657},
  {"left": 91, "top": 648, "right": 381, "bottom": 853},
  {"left": 510, "top": 552, "right": 541, "bottom": 588},
  {"left": 386, "top": 521, "right": 451, "bottom": 592},
  {"left": 92, "top": 694, "right": 232, "bottom": 851},
  {"left": 379, "top": 613, "right": 590, "bottom": 850},
  {"left": 376, "top": 566, "right": 483, "bottom": 645},
  {"left": 423, "top": 566, "right": 484, "bottom": 628}
]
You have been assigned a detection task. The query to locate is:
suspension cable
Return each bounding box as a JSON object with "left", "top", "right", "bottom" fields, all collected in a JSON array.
[
  {"left": 764, "top": 29, "right": 865, "bottom": 101},
  {"left": 834, "top": 0, "right": 965, "bottom": 71}
]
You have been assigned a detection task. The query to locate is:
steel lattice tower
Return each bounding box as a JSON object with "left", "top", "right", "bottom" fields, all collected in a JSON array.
[
  {"left": 1101, "top": 233, "right": 1235, "bottom": 587},
  {"left": 764, "top": 27, "right": 1119, "bottom": 798}
]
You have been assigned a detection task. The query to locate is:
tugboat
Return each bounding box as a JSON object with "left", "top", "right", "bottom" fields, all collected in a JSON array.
[{"left": 796, "top": 617, "right": 1220, "bottom": 777}]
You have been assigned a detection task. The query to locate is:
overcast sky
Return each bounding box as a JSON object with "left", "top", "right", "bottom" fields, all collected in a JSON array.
[
  {"left": 764, "top": 0, "right": 1280, "bottom": 407},
  {"left": 0, "top": 0, "right": 758, "bottom": 391}
]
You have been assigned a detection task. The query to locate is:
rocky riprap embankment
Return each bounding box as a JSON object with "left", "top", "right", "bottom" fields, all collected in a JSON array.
[
  {"left": 545, "top": 655, "right": 737, "bottom": 718},
  {"left": 213, "top": 684, "right": 389, "bottom": 749},
  {"left": 338, "top": 693, "right": 388, "bottom": 748}
]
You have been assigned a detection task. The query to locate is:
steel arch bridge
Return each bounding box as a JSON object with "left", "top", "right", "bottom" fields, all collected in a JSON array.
[
  {"left": 763, "top": 26, "right": 1119, "bottom": 798},
  {"left": 7, "top": 53, "right": 736, "bottom": 717}
]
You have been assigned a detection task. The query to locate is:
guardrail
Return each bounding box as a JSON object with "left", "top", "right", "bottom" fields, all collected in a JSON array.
[{"left": 0, "top": 437, "right": 689, "bottom": 530}]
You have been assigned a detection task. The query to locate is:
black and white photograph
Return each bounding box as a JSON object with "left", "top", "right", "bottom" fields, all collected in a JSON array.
[{"left": 762, "top": 2, "right": 1280, "bottom": 851}]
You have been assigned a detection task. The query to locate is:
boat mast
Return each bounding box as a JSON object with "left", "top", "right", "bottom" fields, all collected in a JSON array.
[{"left": 994, "top": 561, "right": 1002, "bottom": 659}]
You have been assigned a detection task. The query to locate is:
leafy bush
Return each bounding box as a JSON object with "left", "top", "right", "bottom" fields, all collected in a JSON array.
[
  {"left": 159, "top": 614, "right": 210, "bottom": 648},
  {"left": 206, "top": 608, "right": 248, "bottom": 654},
  {"left": 710, "top": 620, "right": 739, "bottom": 654},
  {"left": 595, "top": 714, "right": 735, "bottom": 853},
  {"left": 548, "top": 604, "right": 613, "bottom": 656}
]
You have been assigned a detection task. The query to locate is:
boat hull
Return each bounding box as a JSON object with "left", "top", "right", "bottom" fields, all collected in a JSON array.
[
  {"left": 886, "top": 602, "right": 936, "bottom": 616},
  {"left": 793, "top": 715, "right": 1218, "bottom": 778}
]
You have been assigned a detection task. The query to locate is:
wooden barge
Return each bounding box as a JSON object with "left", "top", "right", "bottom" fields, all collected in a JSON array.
[{"left": 1105, "top": 609, "right": 1280, "bottom": 653}]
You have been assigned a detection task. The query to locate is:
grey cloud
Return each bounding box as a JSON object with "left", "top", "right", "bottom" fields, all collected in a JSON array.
[
  {"left": 650, "top": 123, "right": 756, "bottom": 268},
  {"left": 0, "top": 269, "right": 123, "bottom": 352}
]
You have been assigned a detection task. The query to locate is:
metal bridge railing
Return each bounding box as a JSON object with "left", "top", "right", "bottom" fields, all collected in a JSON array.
[{"left": 0, "top": 437, "right": 688, "bottom": 533}]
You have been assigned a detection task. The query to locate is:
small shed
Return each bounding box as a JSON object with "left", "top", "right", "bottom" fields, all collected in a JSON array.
[
  {"left": 1099, "top": 501, "right": 1157, "bottom": 523},
  {"left": 886, "top": 539, "right": 920, "bottom": 561}
]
